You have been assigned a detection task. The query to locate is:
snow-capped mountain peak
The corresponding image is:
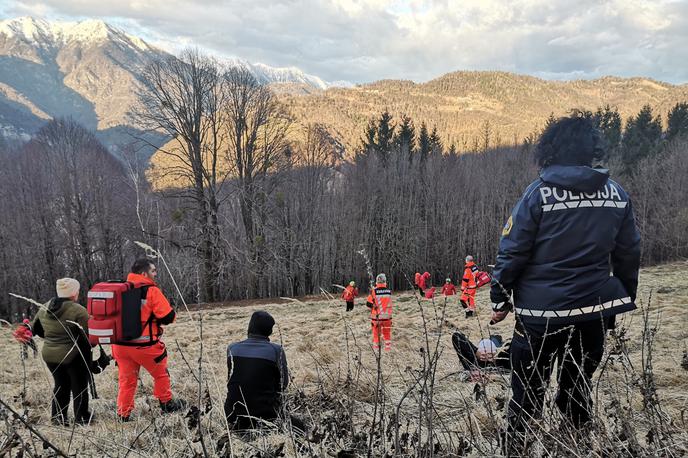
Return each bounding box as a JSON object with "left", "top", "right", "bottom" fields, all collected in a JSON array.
[
  {"left": 223, "top": 58, "right": 351, "bottom": 90},
  {"left": 0, "top": 16, "right": 352, "bottom": 143},
  {"left": 0, "top": 16, "right": 149, "bottom": 50},
  {"left": 0, "top": 16, "right": 53, "bottom": 43}
]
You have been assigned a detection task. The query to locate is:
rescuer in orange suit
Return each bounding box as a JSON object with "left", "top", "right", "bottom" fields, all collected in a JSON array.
[
  {"left": 342, "top": 281, "right": 359, "bottom": 312},
  {"left": 366, "top": 273, "right": 393, "bottom": 351},
  {"left": 461, "top": 256, "right": 479, "bottom": 318},
  {"left": 111, "top": 258, "right": 187, "bottom": 421},
  {"left": 414, "top": 272, "right": 423, "bottom": 296},
  {"left": 441, "top": 278, "right": 457, "bottom": 296}
]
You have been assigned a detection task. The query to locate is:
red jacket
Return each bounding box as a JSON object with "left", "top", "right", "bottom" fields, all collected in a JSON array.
[
  {"left": 342, "top": 285, "right": 358, "bottom": 302},
  {"left": 419, "top": 271, "right": 431, "bottom": 290},
  {"left": 441, "top": 283, "right": 456, "bottom": 296}
]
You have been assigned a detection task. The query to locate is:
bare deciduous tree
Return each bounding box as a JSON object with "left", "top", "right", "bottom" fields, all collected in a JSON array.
[
  {"left": 135, "top": 49, "right": 228, "bottom": 302},
  {"left": 223, "top": 67, "right": 292, "bottom": 296}
]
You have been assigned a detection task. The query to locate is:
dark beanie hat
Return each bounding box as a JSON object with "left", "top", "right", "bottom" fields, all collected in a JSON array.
[{"left": 247, "top": 310, "right": 275, "bottom": 337}]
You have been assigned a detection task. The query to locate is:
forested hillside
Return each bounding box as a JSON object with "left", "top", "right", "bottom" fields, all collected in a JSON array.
[
  {"left": 1, "top": 82, "right": 687, "bottom": 318},
  {"left": 279, "top": 72, "right": 688, "bottom": 153}
]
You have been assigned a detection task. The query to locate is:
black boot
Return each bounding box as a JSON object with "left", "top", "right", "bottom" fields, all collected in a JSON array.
[
  {"left": 74, "top": 411, "right": 95, "bottom": 425},
  {"left": 160, "top": 398, "right": 187, "bottom": 414},
  {"left": 465, "top": 310, "right": 474, "bottom": 318}
]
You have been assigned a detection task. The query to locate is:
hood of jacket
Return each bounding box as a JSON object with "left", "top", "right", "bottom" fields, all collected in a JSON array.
[
  {"left": 247, "top": 310, "right": 275, "bottom": 338},
  {"left": 540, "top": 165, "right": 610, "bottom": 193},
  {"left": 47, "top": 297, "right": 68, "bottom": 317}
]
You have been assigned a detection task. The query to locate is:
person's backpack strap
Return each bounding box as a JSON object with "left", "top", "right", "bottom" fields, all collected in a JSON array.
[
  {"left": 140, "top": 285, "right": 155, "bottom": 343},
  {"left": 119, "top": 284, "right": 157, "bottom": 346}
]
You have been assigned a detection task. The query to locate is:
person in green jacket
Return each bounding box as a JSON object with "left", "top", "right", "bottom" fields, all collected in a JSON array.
[{"left": 31, "top": 278, "right": 93, "bottom": 425}]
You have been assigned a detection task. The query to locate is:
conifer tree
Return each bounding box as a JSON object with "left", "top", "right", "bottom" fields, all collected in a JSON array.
[
  {"left": 376, "top": 111, "right": 395, "bottom": 163},
  {"left": 361, "top": 119, "right": 377, "bottom": 156},
  {"left": 480, "top": 120, "right": 492, "bottom": 151},
  {"left": 429, "top": 125, "right": 443, "bottom": 155},
  {"left": 621, "top": 104, "right": 662, "bottom": 169},
  {"left": 418, "top": 121, "right": 431, "bottom": 161},
  {"left": 594, "top": 105, "right": 622, "bottom": 155},
  {"left": 667, "top": 102, "right": 688, "bottom": 140},
  {"left": 395, "top": 114, "right": 416, "bottom": 161}
]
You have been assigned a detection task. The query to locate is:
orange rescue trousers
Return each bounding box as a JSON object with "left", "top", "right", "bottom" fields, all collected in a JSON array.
[
  {"left": 371, "top": 319, "right": 392, "bottom": 351},
  {"left": 460, "top": 291, "right": 476, "bottom": 311},
  {"left": 112, "top": 341, "right": 172, "bottom": 417}
]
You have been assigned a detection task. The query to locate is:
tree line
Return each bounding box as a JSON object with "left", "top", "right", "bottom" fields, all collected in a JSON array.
[{"left": 1, "top": 50, "right": 687, "bottom": 319}]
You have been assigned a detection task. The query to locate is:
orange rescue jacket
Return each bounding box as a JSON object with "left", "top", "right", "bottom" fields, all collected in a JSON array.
[
  {"left": 366, "top": 283, "right": 393, "bottom": 320},
  {"left": 126, "top": 273, "right": 175, "bottom": 343},
  {"left": 461, "top": 262, "right": 478, "bottom": 293}
]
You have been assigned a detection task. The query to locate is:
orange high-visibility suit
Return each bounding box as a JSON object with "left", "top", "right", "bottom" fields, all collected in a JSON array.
[
  {"left": 112, "top": 273, "right": 176, "bottom": 417},
  {"left": 461, "top": 261, "right": 479, "bottom": 311},
  {"left": 366, "top": 283, "right": 393, "bottom": 351}
]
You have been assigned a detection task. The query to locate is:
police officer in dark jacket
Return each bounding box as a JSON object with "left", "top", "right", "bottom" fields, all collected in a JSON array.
[
  {"left": 490, "top": 114, "right": 641, "bottom": 454},
  {"left": 225, "top": 310, "right": 298, "bottom": 431}
]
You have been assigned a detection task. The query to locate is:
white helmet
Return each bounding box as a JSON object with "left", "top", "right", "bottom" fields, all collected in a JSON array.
[
  {"left": 465, "top": 255, "right": 474, "bottom": 263},
  {"left": 376, "top": 273, "right": 387, "bottom": 284}
]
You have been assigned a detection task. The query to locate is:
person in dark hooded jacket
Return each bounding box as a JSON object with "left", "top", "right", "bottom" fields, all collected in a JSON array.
[
  {"left": 31, "top": 278, "right": 93, "bottom": 425},
  {"left": 225, "top": 311, "right": 304, "bottom": 432},
  {"left": 490, "top": 114, "right": 641, "bottom": 454}
]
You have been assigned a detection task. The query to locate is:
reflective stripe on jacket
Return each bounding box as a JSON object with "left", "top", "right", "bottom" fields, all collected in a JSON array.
[
  {"left": 367, "top": 283, "right": 393, "bottom": 320},
  {"left": 461, "top": 262, "right": 478, "bottom": 292}
]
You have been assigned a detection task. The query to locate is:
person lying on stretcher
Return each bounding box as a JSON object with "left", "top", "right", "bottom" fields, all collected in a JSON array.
[{"left": 451, "top": 331, "right": 511, "bottom": 381}]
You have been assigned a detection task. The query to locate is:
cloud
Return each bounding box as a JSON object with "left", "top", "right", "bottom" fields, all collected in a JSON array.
[{"left": 3, "top": 0, "right": 688, "bottom": 84}]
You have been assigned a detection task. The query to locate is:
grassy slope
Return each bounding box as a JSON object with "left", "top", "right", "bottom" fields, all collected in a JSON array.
[{"left": 1, "top": 262, "right": 687, "bottom": 456}]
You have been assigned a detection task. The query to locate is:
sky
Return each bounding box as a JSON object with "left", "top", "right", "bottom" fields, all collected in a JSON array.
[{"left": 1, "top": 0, "right": 687, "bottom": 84}]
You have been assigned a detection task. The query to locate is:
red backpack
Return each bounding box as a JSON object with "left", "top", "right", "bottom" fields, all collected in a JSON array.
[
  {"left": 475, "top": 271, "right": 491, "bottom": 288},
  {"left": 87, "top": 281, "right": 152, "bottom": 345}
]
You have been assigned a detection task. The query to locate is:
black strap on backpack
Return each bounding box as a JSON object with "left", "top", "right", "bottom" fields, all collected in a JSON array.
[{"left": 120, "top": 284, "right": 157, "bottom": 346}]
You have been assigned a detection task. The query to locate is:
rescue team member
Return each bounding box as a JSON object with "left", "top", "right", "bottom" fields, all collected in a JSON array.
[
  {"left": 416, "top": 271, "right": 431, "bottom": 295},
  {"left": 366, "top": 273, "right": 393, "bottom": 351},
  {"left": 27, "top": 278, "right": 94, "bottom": 425},
  {"left": 490, "top": 114, "right": 641, "bottom": 455},
  {"left": 441, "top": 278, "right": 456, "bottom": 296},
  {"left": 112, "top": 259, "right": 186, "bottom": 421},
  {"left": 225, "top": 311, "right": 305, "bottom": 433},
  {"left": 342, "top": 281, "right": 359, "bottom": 312},
  {"left": 460, "top": 256, "right": 479, "bottom": 318},
  {"left": 421, "top": 271, "right": 431, "bottom": 292},
  {"left": 414, "top": 272, "right": 423, "bottom": 296}
]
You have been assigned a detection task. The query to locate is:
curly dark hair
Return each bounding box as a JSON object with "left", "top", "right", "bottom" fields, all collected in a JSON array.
[{"left": 535, "top": 114, "right": 606, "bottom": 168}]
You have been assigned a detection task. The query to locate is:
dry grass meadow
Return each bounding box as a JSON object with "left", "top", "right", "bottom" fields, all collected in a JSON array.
[{"left": 2, "top": 263, "right": 688, "bottom": 457}]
